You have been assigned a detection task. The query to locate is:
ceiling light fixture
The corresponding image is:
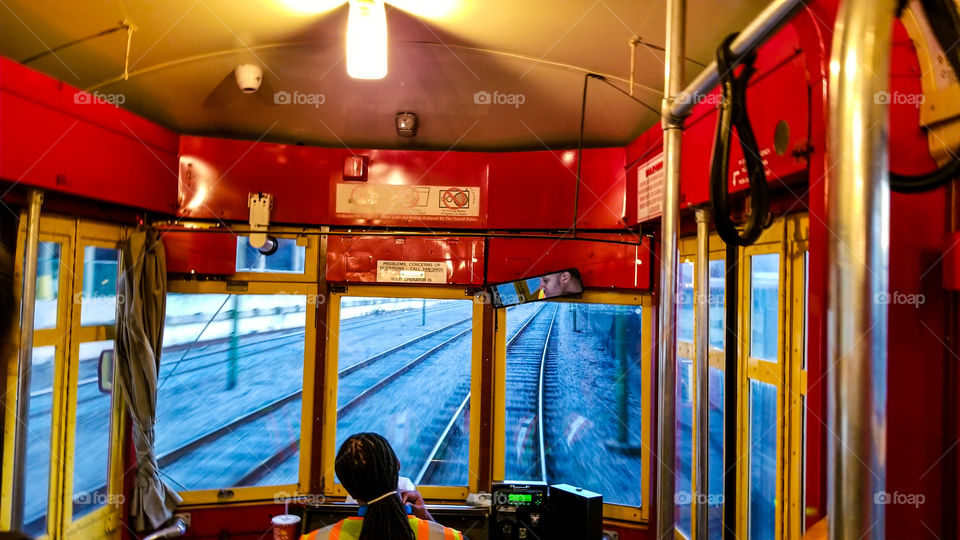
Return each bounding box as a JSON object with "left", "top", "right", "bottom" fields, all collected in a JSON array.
[{"left": 347, "top": 0, "right": 388, "bottom": 79}]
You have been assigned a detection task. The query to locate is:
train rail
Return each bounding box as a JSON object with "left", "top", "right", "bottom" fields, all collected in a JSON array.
[
  {"left": 502, "top": 303, "right": 558, "bottom": 484},
  {"left": 151, "top": 308, "right": 475, "bottom": 489},
  {"left": 415, "top": 303, "right": 557, "bottom": 486},
  {"left": 234, "top": 303, "right": 551, "bottom": 489}
]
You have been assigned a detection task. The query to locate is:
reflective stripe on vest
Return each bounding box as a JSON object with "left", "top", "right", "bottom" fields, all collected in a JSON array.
[{"left": 306, "top": 516, "right": 462, "bottom": 540}]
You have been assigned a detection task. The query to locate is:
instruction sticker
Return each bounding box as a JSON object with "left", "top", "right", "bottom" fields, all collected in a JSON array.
[
  {"left": 637, "top": 153, "right": 664, "bottom": 222},
  {"left": 336, "top": 184, "right": 480, "bottom": 218},
  {"left": 376, "top": 260, "right": 448, "bottom": 283}
]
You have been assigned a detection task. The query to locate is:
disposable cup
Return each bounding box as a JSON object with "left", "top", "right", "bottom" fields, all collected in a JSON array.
[{"left": 272, "top": 514, "right": 301, "bottom": 540}]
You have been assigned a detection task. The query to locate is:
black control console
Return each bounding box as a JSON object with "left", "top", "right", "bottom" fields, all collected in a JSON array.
[{"left": 490, "top": 483, "right": 548, "bottom": 539}]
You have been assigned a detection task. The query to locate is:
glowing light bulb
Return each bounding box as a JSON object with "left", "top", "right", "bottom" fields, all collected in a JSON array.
[{"left": 347, "top": 0, "right": 387, "bottom": 79}]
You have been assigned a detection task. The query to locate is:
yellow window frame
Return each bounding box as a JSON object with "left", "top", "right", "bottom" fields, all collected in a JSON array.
[
  {"left": 675, "top": 214, "right": 808, "bottom": 540},
  {"left": 2, "top": 214, "right": 128, "bottom": 540},
  {"left": 676, "top": 233, "right": 728, "bottom": 540},
  {"left": 492, "top": 291, "right": 653, "bottom": 523},
  {"left": 164, "top": 279, "right": 319, "bottom": 506},
  {"left": 321, "top": 285, "right": 482, "bottom": 502},
  {"left": 63, "top": 221, "right": 126, "bottom": 540}
]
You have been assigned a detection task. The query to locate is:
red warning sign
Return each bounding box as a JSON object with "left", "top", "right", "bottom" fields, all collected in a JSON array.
[{"left": 440, "top": 188, "right": 470, "bottom": 209}]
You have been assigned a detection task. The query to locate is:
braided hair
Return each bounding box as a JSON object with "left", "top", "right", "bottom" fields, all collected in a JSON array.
[{"left": 335, "top": 433, "right": 415, "bottom": 540}]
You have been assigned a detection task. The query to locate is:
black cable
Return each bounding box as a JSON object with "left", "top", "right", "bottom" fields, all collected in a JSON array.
[
  {"left": 573, "top": 73, "right": 595, "bottom": 237},
  {"left": 573, "top": 73, "right": 659, "bottom": 237},
  {"left": 21, "top": 22, "right": 129, "bottom": 64},
  {"left": 722, "top": 242, "right": 739, "bottom": 540},
  {"left": 890, "top": 0, "right": 960, "bottom": 193},
  {"left": 709, "top": 33, "right": 770, "bottom": 246}
]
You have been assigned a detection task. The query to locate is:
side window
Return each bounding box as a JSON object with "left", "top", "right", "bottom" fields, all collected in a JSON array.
[
  {"left": 746, "top": 251, "right": 781, "bottom": 540},
  {"left": 235, "top": 236, "right": 307, "bottom": 274},
  {"left": 676, "top": 261, "right": 695, "bottom": 537},
  {"left": 70, "top": 244, "right": 121, "bottom": 523},
  {"left": 154, "top": 291, "right": 311, "bottom": 492},
  {"left": 24, "top": 238, "right": 67, "bottom": 537},
  {"left": 336, "top": 296, "right": 473, "bottom": 486},
  {"left": 502, "top": 294, "right": 650, "bottom": 521}
]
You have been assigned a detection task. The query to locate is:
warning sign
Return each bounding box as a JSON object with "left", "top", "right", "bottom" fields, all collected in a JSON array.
[
  {"left": 336, "top": 184, "right": 480, "bottom": 218},
  {"left": 637, "top": 153, "right": 664, "bottom": 222},
  {"left": 376, "top": 260, "right": 448, "bottom": 283}
]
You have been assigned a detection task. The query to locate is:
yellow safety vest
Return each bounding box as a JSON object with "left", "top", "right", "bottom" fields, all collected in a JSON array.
[{"left": 301, "top": 515, "right": 464, "bottom": 540}]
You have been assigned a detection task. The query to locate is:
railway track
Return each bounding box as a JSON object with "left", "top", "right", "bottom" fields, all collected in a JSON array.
[
  {"left": 233, "top": 303, "right": 551, "bottom": 489},
  {"left": 148, "top": 311, "right": 474, "bottom": 489},
  {"left": 49, "top": 302, "right": 472, "bottom": 522},
  {"left": 29, "top": 302, "right": 468, "bottom": 415},
  {"left": 503, "top": 303, "right": 559, "bottom": 483},
  {"left": 411, "top": 303, "right": 556, "bottom": 486},
  {"left": 63, "top": 303, "right": 554, "bottom": 521}
]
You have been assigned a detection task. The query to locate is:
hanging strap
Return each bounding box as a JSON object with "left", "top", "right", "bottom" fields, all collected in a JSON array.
[{"left": 710, "top": 33, "right": 770, "bottom": 246}]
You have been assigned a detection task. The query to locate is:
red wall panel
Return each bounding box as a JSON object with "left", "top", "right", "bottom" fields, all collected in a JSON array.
[
  {"left": 325, "top": 235, "right": 484, "bottom": 285},
  {"left": 178, "top": 137, "right": 628, "bottom": 231},
  {"left": 679, "top": 26, "right": 811, "bottom": 209},
  {"left": 326, "top": 148, "right": 489, "bottom": 229},
  {"left": 178, "top": 135, "right": 331, "bottom": 224},
  {"left": 486, "top": 148, "right": 626, "bottom": 230},
  {"left": 161, "top": 230, "right": 237, "bottom": 275},
  {"left": 0, "top": 56, "right": 178, "bottom": 213},
  {"left": 486, "top": 235, "right": 651, "bottom": 291}
]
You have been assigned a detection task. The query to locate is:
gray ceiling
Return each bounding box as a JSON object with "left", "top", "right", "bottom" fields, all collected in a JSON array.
[{"left": 1, "top": 0, "right": 772, "bottom": 150}]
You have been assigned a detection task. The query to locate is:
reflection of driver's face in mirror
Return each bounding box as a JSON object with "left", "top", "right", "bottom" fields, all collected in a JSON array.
[{"left": 539, "top": 271, "right": 577, "bottom": 297}]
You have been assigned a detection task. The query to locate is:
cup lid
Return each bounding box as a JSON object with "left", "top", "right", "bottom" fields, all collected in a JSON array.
[{"left": 272, "top": 514, "right": 301, "bottom": 525}]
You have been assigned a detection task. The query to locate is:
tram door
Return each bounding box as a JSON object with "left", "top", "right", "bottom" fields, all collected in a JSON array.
[
  {"left": 675, "top": 215, "right": 808, "bottom": 540},
  {"left": 1, "top": 215, "right": 125, "bottom": 540}
]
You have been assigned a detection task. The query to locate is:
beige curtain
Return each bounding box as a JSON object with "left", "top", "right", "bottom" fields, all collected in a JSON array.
[{"left": 115, "top": 228, "right": 181, "bottom": 531}]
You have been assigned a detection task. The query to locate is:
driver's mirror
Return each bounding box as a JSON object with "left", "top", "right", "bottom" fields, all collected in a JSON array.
[{"left": 98, "top": 349, "right": 114, "bottom": 393}]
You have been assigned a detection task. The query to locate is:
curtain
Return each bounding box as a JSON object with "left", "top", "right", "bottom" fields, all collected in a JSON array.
[{"left": 115, "top": 227, "right": 181, "bottom": 531}]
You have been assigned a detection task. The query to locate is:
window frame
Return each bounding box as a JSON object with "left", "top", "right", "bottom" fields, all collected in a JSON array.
[
  {"left": 321, "top": 285, "right": 483, "bottom": 501},
  {"left": 230, "top": 227, "right": 319, "bottom": 283},
  {"left": 163, "top": 279, "right": 319, "bottom": 506},
  {"left": 676, "top": 233, "right": 728, "bottom": 540},
  {"left": 1, "top": 215, "right": 128, "bottom": 540},
  {"left": 675, "top": 214, "right": 808, "bottom": 540},
  {"left": 492, "top": 290, "right": 653, "bottom": 523},
  {"left": 64, "top": 222, "right": 126, "bottom": 538}
]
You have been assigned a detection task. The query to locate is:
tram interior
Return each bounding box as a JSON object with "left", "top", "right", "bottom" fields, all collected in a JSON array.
[{"left": 1, "top": 0, "right": 959, "bottom": 539}]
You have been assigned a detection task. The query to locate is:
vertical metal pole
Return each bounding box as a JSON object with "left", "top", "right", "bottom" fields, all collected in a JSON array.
[
  {"left": 11, "top": 189, "right": 44, "bottom": 531},
  {"left": 694, "top": 208, "right": 710, "bottom": 540},
  {"left": 827, "top": 0, "right": 892, "bottom": 538},
  {"left": 227, "top": 294, "right": 240, "bottom": 390},
  {"left": 657, "top": 0, "right": 685, "bottom": 536}
]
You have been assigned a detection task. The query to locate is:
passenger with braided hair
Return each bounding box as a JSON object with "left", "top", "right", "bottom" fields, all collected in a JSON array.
[{"left": 302, "top": 433, "right": 465, "bottom": 540}]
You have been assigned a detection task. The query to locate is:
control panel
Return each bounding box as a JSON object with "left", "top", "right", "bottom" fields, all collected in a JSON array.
[{"left": 490, "top": 483, "right": 548, "bottom": 540}]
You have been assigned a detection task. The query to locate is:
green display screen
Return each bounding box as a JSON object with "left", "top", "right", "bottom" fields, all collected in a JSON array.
[{"left": 508, "top": 494, "right": 532, "bottom": 503}]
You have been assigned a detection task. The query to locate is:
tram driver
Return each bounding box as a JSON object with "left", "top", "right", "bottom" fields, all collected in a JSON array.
[
  {"left": 302, "top": 432, "right": 464, "bottom": 540},
  {"left": 537, "top": 269, "right": 580, "bottom": 299}
]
